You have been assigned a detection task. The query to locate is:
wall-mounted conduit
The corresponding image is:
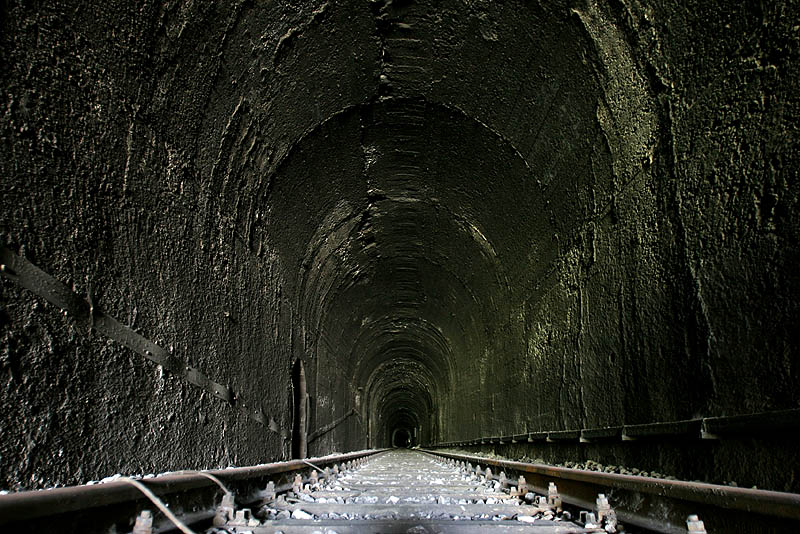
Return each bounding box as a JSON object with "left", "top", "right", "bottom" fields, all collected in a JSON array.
[
  {"left": 0, "top": 244, "right": 284, "bottom": 436},
  {"left": 429, "top": 408, "right": 800, "bottom": 447}
]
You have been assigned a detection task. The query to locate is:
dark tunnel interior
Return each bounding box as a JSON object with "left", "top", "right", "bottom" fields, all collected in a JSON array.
[
  {"left": 392, "top": 429, "right": 412, "bottom": 448},
  {"left": 1, "top": 0, "right": 799, "bottom": 494}
]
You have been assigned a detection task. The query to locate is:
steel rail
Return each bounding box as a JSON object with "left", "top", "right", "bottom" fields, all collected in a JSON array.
[
  {"left": 422, "top": 449, "right": 800, "bottom": 533},
  {"left": 0, "top": 449, "right": 385, "bottom": 532}
]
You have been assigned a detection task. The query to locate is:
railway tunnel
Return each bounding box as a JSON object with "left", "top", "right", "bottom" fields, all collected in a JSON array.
[{"left": 1, "top": 0, "right": 799, "bottom": 504}]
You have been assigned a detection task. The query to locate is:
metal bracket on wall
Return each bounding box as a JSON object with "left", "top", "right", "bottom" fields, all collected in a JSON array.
[{"left": 0, "top": 244, "right": 282, "bottom": 435}]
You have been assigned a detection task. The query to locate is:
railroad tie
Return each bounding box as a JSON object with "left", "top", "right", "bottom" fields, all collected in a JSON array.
[{"left": 233, "top": 449, "right": 613, "bottom": 533}]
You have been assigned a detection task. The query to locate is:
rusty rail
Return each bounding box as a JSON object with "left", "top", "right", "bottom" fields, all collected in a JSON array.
[{"left": 422, "top": 449, "right": 800, "bottom": 533}]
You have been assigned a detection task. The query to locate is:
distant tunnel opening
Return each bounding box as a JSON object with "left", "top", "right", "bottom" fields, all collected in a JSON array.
[{"left": 392, "top": 428, "right": 411, "bottom": 448}]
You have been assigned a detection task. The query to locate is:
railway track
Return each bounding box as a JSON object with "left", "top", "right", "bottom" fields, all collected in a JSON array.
[
  {"left": 1, "top": 448, "right": 798, "bottom": 533},
  {"left": 251, "top": 448, "right": 604, "bottom": 533},
  {"left": 423, "top": 449, "right": 800, "bottom": 533}
]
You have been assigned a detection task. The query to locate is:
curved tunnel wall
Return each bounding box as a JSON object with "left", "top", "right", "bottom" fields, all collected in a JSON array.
[{"left": 1, "top": 0, "right": 797, "bottom": 490}]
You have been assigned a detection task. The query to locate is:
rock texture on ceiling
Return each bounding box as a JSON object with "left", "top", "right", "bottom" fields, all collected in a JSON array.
[{"left": 1, "top": 0, "right": 798, "bottom": 492}]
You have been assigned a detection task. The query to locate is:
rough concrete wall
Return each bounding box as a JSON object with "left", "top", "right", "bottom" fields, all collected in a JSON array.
[
  {"left": 648, "top": 0, "right": 800, "bottom": 413},
  {"left": 542, "top": 0, "right": 800, "bottom": 426},
  {"left": 506, "top": 0, "right": 799, "bottom": 429},
  {"left": 435, "top": 0, "right": 799, "bottom": 490},
  {"left": 0, "top": 1, "right": 287, "bottom": 490},
  {"left": 0, "top": 0, "right": 379, "bottom": 489}
]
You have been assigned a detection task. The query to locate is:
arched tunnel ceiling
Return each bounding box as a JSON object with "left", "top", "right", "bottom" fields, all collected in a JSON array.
[
  {"left": 245, "top": 0, "right": 616, "bottom": 443},
  {"left": 2, "top": 0, "right": 798, "bottom": 487}
]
